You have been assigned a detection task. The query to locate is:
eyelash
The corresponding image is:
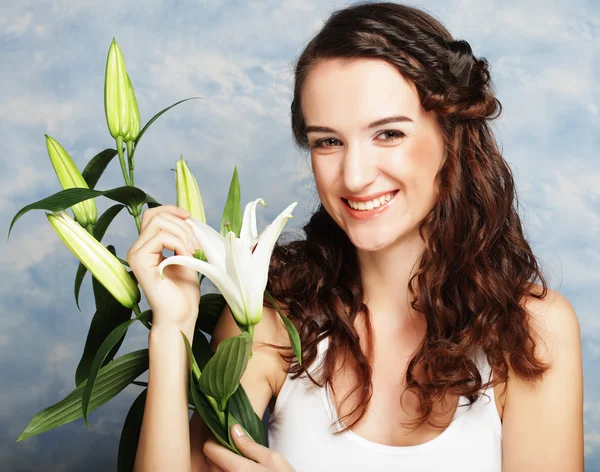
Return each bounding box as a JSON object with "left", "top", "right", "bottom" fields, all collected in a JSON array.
[{"left": 310, "top": 130, "right": 406, "bottom": 149}]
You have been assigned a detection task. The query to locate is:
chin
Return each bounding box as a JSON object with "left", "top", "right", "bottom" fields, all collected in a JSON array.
[
  {"left": 346, "top": 222, "right": 423, "bottom": 252},
  {"left": 346, "top": 229, "right": 397, "bottom": 252}
]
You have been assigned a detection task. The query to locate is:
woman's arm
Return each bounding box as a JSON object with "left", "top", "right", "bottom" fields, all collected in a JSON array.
[
  {"left": 134, "top": 319, "right": 197, "bottom": 472},
  {"left": 502, "top": 288, "right": 584, "bottom": 471}
]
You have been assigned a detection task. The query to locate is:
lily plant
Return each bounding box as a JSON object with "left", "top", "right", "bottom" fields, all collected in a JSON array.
[{"left": 157, "top": 198, "right": 297, "bottom": 338}]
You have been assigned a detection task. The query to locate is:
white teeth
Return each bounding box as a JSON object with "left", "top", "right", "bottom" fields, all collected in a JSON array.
[{"left": 347, "top": 191, "right": 395, "bottom": 211}]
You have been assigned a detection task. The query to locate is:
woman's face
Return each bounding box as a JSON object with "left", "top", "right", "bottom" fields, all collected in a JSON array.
[{"left": 302, "top": 58, "right": 446, "bottom": 252}]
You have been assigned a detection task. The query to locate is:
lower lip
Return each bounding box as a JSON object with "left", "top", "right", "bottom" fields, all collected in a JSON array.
[{"left": 342, "top": 190, "right": 400, "bottom": 220}]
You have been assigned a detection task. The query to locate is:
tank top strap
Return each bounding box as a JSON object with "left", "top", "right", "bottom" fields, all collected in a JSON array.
[
  {"left": 316, "top": 334, "right": 330, "bottom": 360},
  {"left": 473, "top": 347, "right": 494, "bottom": 390}
]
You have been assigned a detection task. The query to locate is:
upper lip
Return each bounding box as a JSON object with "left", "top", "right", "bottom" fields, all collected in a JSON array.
[{"left": 342, "top": 189, "right": 398, "bottom": 202}]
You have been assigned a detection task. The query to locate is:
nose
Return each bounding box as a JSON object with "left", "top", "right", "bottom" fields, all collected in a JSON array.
[{"left": 342, "top": 139, "right": 378, "bottom": 193}]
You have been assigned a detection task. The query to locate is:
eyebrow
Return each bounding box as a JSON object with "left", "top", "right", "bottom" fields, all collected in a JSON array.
[{"left": 304, "top": 114, "right": 414, "bottom": 134}]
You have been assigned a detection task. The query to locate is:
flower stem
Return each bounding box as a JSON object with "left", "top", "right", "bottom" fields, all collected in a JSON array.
[
  {"left": 190, "top": 363, "right": 227, "bottom": 426},
  {"left": 206, "top": 394, "right": 226, "bottom": 426},
  {"left": 134, "top": 209, "right": 141, "bottom": 234},
  {"left": 123, "top": 140, "right": 142, "bottom": 234},
  {"left": 126, "top": 140, "right": 135, "bottom": 187},
  {"left": 116, "top": 136, "right": 130, "bottom": 186},
  {"left": 133, "top": 303, "right": 152, "bottom": 330}
]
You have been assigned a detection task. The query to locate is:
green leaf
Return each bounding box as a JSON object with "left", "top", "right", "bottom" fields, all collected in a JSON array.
[
  {"left": 81, "top": 148, "right": 118, "bottom": 190},
  {"left": 75, "top": 271, "right": 133, "bottom": 387},
  {"left": 265, "top": 289, "right": 302, "bottom": 365},
  {"left": 116, "top": 256, "right": 130, "bottom": 268},
  {"left": 183, "top": 332, "right": 258, "bottom": 456},
  {"left": 219, "top": 166, "right": 242, "bottom": 238},
  {"left": 117, "top": 388, "right": 147, "bottom": 472},
  {"left": 224, "top": 399, "right": 241, "bottom": 455},
  {"left": 141, "top": 193, "right": 161, "bottom": 209},
  {"left": 182, "top": 335, "right": 233, "bottom": 452},
  {"left": 188, "top": 372, "right": 234, "bottom": 453},
  {"left": 81, "top": 310, "right": 151, "bottom": 428},
  {"left": 197, "top": 293, "right": 226, "bottom": 335},
  {"left": 134, "top": 97, "right": 203, "bottom": 147},
  {"left": 181, "top": 332, "right": 201, "bottom": 382},
  {"left": 198, "top": 331, "right": 252, "bottom": 411},
  {"left": 228, "top": 382, "right": 266, "bottom": 447},
  {"left": 17, "top": 349, "right": 149, "bottom": 442},
  {"left": 91, "top": 268, "right": 111, "bottom": 311},
  {"left": 74, "top": 205, "right": 126, "bottom": 311},
  {"left": 93, "top": 205, "right": 127, "bottom": 242},
  {"left": 7, "top": 186, "right": 150, "bottom": 240},
  {"left": 192, "top": 328, "right": 213, "bottom": 372}
]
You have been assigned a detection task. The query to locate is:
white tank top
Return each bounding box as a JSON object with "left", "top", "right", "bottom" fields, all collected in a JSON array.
[{"left": 268, "top": 335, "right": 502, "bottom": 471}]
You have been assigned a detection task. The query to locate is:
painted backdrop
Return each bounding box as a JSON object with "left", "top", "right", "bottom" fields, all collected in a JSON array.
[{"left": 0, "top": 0, "right": 598, "bottom": 470}]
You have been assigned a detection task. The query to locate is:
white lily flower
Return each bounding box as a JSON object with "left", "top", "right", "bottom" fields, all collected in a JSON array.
[{"left": 157, "top": 199, "right": 297, "bottom": 327}]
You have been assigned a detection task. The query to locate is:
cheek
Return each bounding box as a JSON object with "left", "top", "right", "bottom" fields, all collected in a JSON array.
[
  {"left": 311, "top": 155, "right": 335, "bottom": 190},
  {"left": 389, "top": 142, "right": 441, "bottom": 209}
]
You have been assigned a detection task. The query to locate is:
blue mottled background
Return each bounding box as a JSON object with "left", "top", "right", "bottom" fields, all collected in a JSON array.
[{"left": 0, "top": 0, "right": 598, "bottom": 470}]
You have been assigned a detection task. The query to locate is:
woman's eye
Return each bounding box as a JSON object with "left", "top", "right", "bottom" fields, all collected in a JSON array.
[
  {"left": 311, "top": 138, "right": 342, "bottom": 149},
  {"left": 310, "top": 130, "right": 405, "bottom": 150},
  {"left": 376, "top": 130, "right": 405, "bottom": 142}
]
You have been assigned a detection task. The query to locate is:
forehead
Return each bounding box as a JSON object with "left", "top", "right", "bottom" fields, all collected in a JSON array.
[{"left": 301, "top": 57, "right": 424, "bottom": 127}]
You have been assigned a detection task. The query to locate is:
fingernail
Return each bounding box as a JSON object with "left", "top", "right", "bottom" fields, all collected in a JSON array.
[
  {"left": 179, "top": 208, "right": 190, "bottom": 216},
  {"left": 232, "top": 424, "right": 244, "bottom": 437}
]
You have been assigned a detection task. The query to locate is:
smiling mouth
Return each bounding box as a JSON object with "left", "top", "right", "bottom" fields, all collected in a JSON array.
[{"left": 341, "top": 189, "right": 400, "bottom": 210}]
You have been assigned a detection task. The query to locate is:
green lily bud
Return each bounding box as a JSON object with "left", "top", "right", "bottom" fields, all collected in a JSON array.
[
  {"left": 123, "top": 73, "right": 140, "bottom": 143},
  {"left": 175, "top": 157, "right": 207, "bottom": 261},
  {"left": 104, "top": 38, "right": 131, "bottom": 140},
  {"left": 45, "top": 135, "right": 98, "bottom": 228},
  {"left": 175, "top": 157, "right": 206, "bottom": 224},
  {"left": 47, "top": 211, "right": 140, "bottom": 309}
]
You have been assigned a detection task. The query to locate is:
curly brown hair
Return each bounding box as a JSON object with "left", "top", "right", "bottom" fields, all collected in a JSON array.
[{"left": 263, "top": 1, "right": 550, "bottom": 433}]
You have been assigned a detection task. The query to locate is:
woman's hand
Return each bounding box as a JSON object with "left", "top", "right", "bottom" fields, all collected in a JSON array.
[
  {"left": 203, "top": 425, "right": 296, "bottom": 472},
  {"left": 126, "top": 204, "right": 201, "bottom": 329}
]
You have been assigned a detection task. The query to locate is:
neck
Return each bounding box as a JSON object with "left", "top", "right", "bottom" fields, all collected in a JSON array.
[{"left": 356, "top": 230, "right": 426, "bottom": 329}]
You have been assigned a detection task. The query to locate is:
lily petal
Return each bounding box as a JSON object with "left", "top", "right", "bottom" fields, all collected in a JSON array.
[
  {"left": 157, "top": 255, "right": 245, "bottom": 320},
  {"left": 240, "top": 198, "right": 265, "bottom": 248},
  {"left": 184, "top": 216, "right": 226, "bottom": 268},
  {"left": 250, "top": 202, "right": 297, "bottom": 306},
  {"left": 224, "top": 232, "right": 254, "bottom": 324}
]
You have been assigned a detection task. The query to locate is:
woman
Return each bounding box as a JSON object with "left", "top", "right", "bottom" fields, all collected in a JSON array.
[{"left": 129, "top": 2, "right": 584, "bottom": 471}]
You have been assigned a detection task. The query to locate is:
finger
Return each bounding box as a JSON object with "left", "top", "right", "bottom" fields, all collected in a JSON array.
[
  {"left": 230, "top": 425, "right": 291, "bottom": 470},
  {"left": 136, "top": 211, "right": 195, "bottom": 253},
  {"left": 129, "top": 212, "right": 197, "bottom": 261},
  {"left": 203, "top": 436, "right": 259, "bottom": 471},
  {"left": 140, "top": 204, "right": 190, "bottom": 233},
  {"left": 134, "top": 227, "right": 195, "bottom": 273},
  {"left": 206, "top": 457, "right": 225, "bottom": 472}
]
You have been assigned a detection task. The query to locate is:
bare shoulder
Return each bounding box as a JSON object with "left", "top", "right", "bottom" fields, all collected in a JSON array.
[
  {"left": 251, "top": 304, "right": 294, "bottom": 396},
  {"left": 500, "top": 286, "right": 584, "bottom": 469},
  {"left": 520, "top": 283, "right": 581, "bottom": 362}
]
